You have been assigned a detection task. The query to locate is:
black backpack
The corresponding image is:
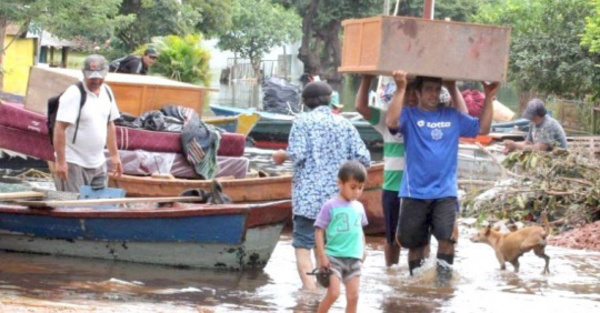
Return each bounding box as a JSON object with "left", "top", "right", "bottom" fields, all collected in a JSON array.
[{"left": 47, "top": 81, "right": 113, "bottom": 145}]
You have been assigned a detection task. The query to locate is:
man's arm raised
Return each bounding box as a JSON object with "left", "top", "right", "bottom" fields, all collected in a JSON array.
[
  {"left": 385, "top": 70, "right": 408, "bottom": 131},
  {"left": 478, "top": 82, "right": 500, "bottom": 135},
  {"left": 354, "top": 75, "right": 375, "bottom": 120}
]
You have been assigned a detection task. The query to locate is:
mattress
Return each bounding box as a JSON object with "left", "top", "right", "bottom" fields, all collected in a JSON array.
[
  {"left": 0, "top": 101, "right": 246, "bottom": 158},
  {"left": 111, "top": 150, "right": 249, "bottom": 179},
  {"left": 116, "top": 125, "right": 246, "bottom": 157}
]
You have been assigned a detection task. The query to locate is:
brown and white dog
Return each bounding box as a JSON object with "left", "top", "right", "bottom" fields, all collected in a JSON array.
[{"left": 470, "top": 217, "right": 550, "bottom": 274}]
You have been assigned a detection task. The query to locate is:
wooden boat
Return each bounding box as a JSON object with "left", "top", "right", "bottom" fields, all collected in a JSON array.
[
  {"left": 210, "top": 104, "right": 383, "bottom": 149},
  {"left": 203, "top": 112, "right": 261, "bottom": 136},
  {"left": 24, "top": 66, "right": 216, "bottom": 117},
  {"left": 109, "top": 163, "right": 386, "bottom": 234},
  {"left": 490, "top": 118, "right": 530, "bottom": 133},
  {"left": 457, "top": 143, "right": 506, "bottom": 181},
  {"left": 0, "top": 197, "right": 291, "bottom": 270}
]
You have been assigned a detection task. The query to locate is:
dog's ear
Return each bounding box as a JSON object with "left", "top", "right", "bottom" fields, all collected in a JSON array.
[{"left": 485, "top": 224, "right": 492, "bottom": 235}]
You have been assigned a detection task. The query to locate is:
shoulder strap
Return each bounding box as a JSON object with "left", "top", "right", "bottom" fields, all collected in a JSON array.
[
  {"left": 103, "top": 85, "right": 114, "bottom": 103},
  {"left": 71, "top": 81, "right": 87, "bottom": 144},
  {"left": 103, "top": 84, "right": 114, "bottom": 123}
]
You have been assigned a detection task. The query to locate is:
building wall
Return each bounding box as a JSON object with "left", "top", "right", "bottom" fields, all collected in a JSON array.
[{"left": 3, "top": 35, "right": 36, "bottom": 95}]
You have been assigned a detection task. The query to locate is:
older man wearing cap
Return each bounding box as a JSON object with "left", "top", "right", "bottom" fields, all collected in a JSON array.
[
  {"left": 272, "top": 81, "right": 371, "bottom": 290},
  {"left": 503, "top": 98, "right": 567, "bottom": 154},
  {"left": 109, "top": 48, "right": 158, "bottom": 75},
  {"left": 53, "top": 54, "right": 122, "bottom": 193}
]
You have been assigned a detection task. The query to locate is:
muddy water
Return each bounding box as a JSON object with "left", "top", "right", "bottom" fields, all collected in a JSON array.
[{"left": 1, "top": 229, "right": 599, "bottom": 313}]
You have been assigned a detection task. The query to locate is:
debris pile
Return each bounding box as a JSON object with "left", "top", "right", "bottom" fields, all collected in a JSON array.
[
  {"left": 461, "top": 147, "right": 600, "bottom": 250},
  {"left": 548, "top": 221, "right": 600, "bottom": 251}
]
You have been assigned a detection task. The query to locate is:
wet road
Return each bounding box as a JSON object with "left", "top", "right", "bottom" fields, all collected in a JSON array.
[{"left": 1, "top": 228, "right": 599, "bottom": 312}]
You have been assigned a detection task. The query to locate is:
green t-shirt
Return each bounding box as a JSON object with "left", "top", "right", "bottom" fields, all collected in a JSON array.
[
  {"left": 315, "top": 198, "right": 368, "bottom": 259},
  {"left": 367, "top": 107, "right": 405, "bottom": 192}
]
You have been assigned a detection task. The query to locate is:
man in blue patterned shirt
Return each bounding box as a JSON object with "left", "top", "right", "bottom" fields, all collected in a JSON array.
[{"left": 273, "top": 81, "right": 371, "bottom": 290}]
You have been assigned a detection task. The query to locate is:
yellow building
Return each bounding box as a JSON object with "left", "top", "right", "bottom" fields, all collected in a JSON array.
[{"left": 2, "top": 24, "right": 37, "bottom": 95}]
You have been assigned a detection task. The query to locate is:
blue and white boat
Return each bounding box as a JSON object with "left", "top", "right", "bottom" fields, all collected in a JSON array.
[
  {"left": 210, "top": 104, "right": 383, "bottom": 149},
  {"left": 0, "top": 198, "right": 291, "bottom": 270}
]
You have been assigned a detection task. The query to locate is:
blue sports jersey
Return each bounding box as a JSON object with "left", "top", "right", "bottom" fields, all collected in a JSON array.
[{"left": 398, "top": 106, "right": 479, "bottom": 199}]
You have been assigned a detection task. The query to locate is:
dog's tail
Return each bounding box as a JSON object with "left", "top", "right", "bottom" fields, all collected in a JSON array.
[{"left": 540, "top": 211, "right": 551, "bottom": 235}]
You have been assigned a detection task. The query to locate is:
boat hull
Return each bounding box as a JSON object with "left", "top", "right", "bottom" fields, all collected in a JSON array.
[
  {"left": 204, "top": 112, "right": 261, "bottom": 136},
  {"left": 109, "top": 163, "right": 386, "bottom": 234},
  {"left": 0, "top": 224, "right": 282, "bottom": 269},
  {"left": 0, "top": 201, "right": 291, "bottom": 269},
  {"left": 210, "top": 104, "right": 384, "bottom": 149}
]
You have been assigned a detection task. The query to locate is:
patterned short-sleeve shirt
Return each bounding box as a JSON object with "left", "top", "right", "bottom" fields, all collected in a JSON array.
[
  {"left": 286, "top": 106, "right": 371, "bottom": 219},
  {"left": 526, "top": 115, "right": 567, "bottom": 150}
]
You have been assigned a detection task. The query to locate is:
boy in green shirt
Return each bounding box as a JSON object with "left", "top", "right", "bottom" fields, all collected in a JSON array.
[{"left": 314, "top": 161, "right": 368, "bottom": 313}]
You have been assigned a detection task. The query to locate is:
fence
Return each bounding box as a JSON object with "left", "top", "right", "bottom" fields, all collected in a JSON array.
[
  {"left": 222, "top": 56, "right": 292, "bottom": 83},
  {"left": 548, "top": 97, "right": 600, "bottom": 135}
]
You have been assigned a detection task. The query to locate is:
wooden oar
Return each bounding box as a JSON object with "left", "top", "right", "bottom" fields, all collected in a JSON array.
[
  {"left": 0, "top": 191, "right": 46, "bottom": 201},
  {"left": 12, "top": 196, "right": 206, "bottom": 208}
]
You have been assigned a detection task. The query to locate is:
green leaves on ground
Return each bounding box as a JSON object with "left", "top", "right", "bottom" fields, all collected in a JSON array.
[{"left": 462, "top": 148, "right": 600, "bottom": 233}]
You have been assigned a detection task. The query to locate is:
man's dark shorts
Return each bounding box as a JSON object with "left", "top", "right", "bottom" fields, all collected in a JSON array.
[
  {"left": 292, "top": 215, "right": 316, "bottom": 249},
  {"left": 382, "top": 189, "right": 400, "bottom": 245},
  {"left": 398, "top": 197, "right": 457, "bottom": 249}
]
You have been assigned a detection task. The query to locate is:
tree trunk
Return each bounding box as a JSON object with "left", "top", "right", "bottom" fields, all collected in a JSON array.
[
  {"left": 298, "top": 0, "right": 320, "bottom": 75},
  {"left": 250, "top": 56, "right": 262, "bottom": 83},
  {"left": 0, "top": 16, "right": 8, "bottom": 90},
  {"left": 316, "top": 21, "right": 342, "bottom": 82},
  {"left": 324, "top": 21, "right": 342, "bottom": 82}
]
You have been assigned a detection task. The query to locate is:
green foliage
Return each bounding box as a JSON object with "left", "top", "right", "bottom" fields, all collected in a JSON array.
[
  {"left": 394, "top": 0, "right": 495, "bottom": 21},
  {"left": 582, "top": 0, "right": 600, "bottom": 53},
  {"left": 217, "top": 0, "right": 301, "bottom": 71},
  {"left": 184, "top": 0, "right": 232, "bottom": 39},
  {"left": 112, "top": 0, "right": 232, "bottom": 53},
  {"left": 113, "top": 0, "right": 192, "bottom": 53},
  {"left": 473, "top": 0, "right": 600, "bottom": 98},
  {"left": 149, "top": 34, "right": 211, "bottom": 86},
  {"left": 1, "top": 0, "right": 128, "bottom": 42},
  {"left": 311, "top": 0, "right": 380, "bottom": 27}
]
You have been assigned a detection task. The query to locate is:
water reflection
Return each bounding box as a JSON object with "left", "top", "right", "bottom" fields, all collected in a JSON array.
[{"left": 1, "top": 229, "right": 599, "bottom": 312}]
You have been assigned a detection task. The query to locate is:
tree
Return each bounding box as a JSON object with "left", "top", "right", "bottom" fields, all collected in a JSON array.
[
  {"left": 275, "top": 0, "right": 493, "bottom": 82},
  {"left": 395, "top": 0, "right": 493, "bottom": 21},
  {"left": 186, "top": 0, "right": 233, "bottom": 39},
  {"left": 276, "top": 0, "right": 380, "bottom": 82},
  {"left": 149, "top": 34, "right": 211, "bottom": 85},
  {"left": 474, "top": 0, "right": 600, "bottom": 98},
  {"left": 0, "top": 0, "right": 126, "bottom": 89},
  {"left": 582, "top": 0, "right": 600, "bottom": 54},
  {"left": 217, "top": 0, "right": 301, "bottom": 82},
  {"left": 112, "top": 0, "right": 232, "bottom": 54}
]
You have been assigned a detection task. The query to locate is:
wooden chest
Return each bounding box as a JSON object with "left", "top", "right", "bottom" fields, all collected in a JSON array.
[
  {"left": 24, "top": 66, "right": 216, "bottom": 116},
  {"left": 339, "top": 16, "right": 511, "bottom": 82}
]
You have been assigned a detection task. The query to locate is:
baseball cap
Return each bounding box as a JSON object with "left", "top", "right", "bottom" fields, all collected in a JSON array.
[
  {"left": 144, "top": 48, "right": 158, "bottom": 58},
  {"left": 82, "top": 54, "right": 108, "bottom": 79},
  {"left": 521, "top": 98, "right": 547, "bottom": 120},
  {"left": 302, "top": 81, "right": 332, "bottom": 99}
]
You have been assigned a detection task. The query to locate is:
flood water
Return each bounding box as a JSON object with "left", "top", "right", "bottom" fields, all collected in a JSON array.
[
  {"left": 1, "top": 227, "right": 599, "bottom": 313},
  {"left": 208, "top": 78, "right": 521, "bottom": 114}
]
